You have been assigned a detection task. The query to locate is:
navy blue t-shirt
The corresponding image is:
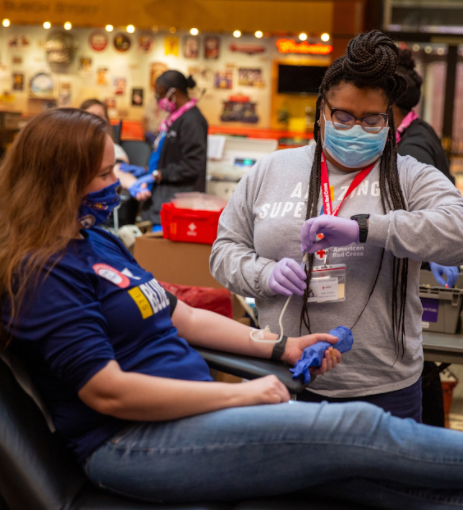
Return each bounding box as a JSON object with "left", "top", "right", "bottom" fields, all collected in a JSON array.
[{"left": 3, "top": 228, "right": 212, "bottom": 463}]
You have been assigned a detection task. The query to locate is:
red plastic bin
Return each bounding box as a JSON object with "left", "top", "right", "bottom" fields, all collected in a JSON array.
[{"left": 160, "top": 202, "right": 224, "bottom": 245}]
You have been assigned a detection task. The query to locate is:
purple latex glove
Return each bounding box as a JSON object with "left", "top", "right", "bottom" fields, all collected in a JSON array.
[
  {"left": 119, "top": 162, "right": 147, "bottom": 178},
  {"left": 269, "top": 258, "right": 307, "bottom": 297},
  {"left": 301, "top": 216, "right": 359, "bottom": 254},
  {"left": 129, "top": 174, "right": 155, "bottom": 199},
  {"left": 430, "top": 262, "right": 459, "bottom": 288}
]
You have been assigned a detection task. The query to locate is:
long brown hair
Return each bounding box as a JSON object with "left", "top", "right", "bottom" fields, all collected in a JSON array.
[{"left": 0, "top": 108, "right": 108, "bottom": 347}]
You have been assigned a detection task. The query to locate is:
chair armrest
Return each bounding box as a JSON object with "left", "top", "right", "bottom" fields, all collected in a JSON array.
[{"left": 195, "top": 347, "right": 307, "bottom": 394}]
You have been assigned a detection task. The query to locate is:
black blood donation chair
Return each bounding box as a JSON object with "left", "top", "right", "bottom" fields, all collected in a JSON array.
[{"left": 0, "top": 348, "right": 376, "bottom": 510}]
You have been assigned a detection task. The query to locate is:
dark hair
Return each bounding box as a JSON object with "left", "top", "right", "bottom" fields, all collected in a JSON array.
[
  {"left": 0, "top": 108, "right": 108, "bottom": 347},
  {"left": 301, "top": 31, "right": 409, "bottom": 357},
  {"left": 156, "top": 70, "right": 196, "bottom": 94},
  {"left": 79, "top": 98, "right": 109, "bottom": 121},
  {"left": 395, "top": 49, "right": 423, "bottom": 113}
]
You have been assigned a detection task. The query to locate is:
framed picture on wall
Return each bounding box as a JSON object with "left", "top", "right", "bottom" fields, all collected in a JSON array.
[
  {"left": 131, "top": 88, "right": 144, "bottom": 106},
  {"left": 78, "top": 57, "right": 92, "bottom": 77},
  {"left": 214, "top": 70, "right": 233, "bottom": 89},
  {"left": 96, "top": 67, "right": 108, "bottom": 86},
  {"left": 204, "top": 36, "right": 220, "bottom": 59},
  {"left": 12, "top": 73, "right": 24, "bottom": 91},
  {"left": 238, "top": 68, "right": 265, "bottom": 87},
  {"left": 114, "top": 77, "right": 126, "bottom": 95},
  {"left": 150, "top": 62, "right": 168, "bottom": 89},
  {"left": 184, "top": 36, "right": 199, "bottom": 59}
]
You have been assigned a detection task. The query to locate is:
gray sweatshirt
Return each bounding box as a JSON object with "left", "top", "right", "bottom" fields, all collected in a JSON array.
[{"left": 210, "top": 144, "right": 463, "bottom": 397}]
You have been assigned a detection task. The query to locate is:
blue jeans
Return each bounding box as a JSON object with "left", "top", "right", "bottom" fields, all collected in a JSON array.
[{"left": 85, "top": 401, "right": 463, "bottom": 508}]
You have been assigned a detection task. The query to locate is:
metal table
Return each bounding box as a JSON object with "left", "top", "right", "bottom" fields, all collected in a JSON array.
[{"left": 423, "top": 331, "right": 463, "bottom": 365}]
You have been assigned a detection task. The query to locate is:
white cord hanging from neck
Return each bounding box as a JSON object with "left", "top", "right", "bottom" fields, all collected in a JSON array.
[{"left": 250, "top": 252, "right": 308, "bottom": 343}]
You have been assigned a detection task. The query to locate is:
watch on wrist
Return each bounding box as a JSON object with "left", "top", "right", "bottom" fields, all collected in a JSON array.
[
  {"left": 350, "top": 214, "right": 370, "bottom": 243},
  {"left": 271, "top": 335, "right": 288, "bottom": 361}
]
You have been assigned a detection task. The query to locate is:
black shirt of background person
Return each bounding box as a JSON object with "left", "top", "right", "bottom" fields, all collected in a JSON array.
[
  {"left": 141, "top": 106, "right": 208, "bottom": 225},
  {"left": 398, "top": 118, "right": 455, "bottom": 185}
]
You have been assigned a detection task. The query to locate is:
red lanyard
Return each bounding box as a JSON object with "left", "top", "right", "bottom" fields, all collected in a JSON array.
[{"left": 320, "top": 152, "right": 376, "bottom": 217}]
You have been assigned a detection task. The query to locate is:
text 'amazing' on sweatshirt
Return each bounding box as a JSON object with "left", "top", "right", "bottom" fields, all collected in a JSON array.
[{"left": 210, "top": 144, "right": 463, "bottom": 397}]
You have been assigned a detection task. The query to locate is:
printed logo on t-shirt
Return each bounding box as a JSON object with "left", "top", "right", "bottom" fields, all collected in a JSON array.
[
  {"left": 128, "top": 278, "right": 169, "bottom": 319},
  {"left": 121, "top": 268, "right": 141, "bottom": 280},
  {"left": 258, "top": 180, "right": 380, "bottom": 220},
  {"left": 93, "top": 264, "right": 130, "bottom": 289}
]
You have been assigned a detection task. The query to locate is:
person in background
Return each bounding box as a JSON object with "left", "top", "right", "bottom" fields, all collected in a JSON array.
[
  {"left": 142, "top": 96, "right": 168, "bottom": 146},
  {"left": 116, "top": 70, "right": 208, "bottom": 228},
  {"left": 393, "top": 48, "right": 459, "bottom": 428},
  {"left": 393, "top": 50, "right": 458, "bottom": 289},
  {"left": 80, "top": 99, "right": 129, "bottom": 165}
]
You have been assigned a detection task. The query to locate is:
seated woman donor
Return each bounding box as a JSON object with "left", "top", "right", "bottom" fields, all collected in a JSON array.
[
  {"left": 3, "top": 109, "right": 463, "bottom": 510},
  {"left": 211, "top": 31, "right": 463, "bottom": 423}
]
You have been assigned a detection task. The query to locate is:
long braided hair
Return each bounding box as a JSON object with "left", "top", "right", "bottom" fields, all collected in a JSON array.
[{"left": 300, "top": 31, "right": 409, "bottom": 357}]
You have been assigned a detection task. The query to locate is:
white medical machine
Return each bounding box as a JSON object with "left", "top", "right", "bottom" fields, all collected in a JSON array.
[{"left": 206, "top": 135, "right": 278, "bottom": 201}]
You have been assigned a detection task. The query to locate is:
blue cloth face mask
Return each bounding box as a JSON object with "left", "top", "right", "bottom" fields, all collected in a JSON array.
[
  {"left": 78, "top": 180, "right": 121, "bottom": 228},
  {"left": 323, "top": 115, "right": 389, "bottom": 169}
]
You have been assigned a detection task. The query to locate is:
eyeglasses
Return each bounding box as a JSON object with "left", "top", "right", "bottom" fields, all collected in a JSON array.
[{"left": 324, "top": 98, "right": 388, "bottom": 134}]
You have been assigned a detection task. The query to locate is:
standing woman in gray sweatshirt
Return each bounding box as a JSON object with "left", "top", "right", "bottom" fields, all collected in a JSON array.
[{"left": 210, "top": 31, "right": 463, "bottom": 422}]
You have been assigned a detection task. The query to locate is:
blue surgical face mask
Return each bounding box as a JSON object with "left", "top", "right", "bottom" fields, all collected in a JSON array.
[
  {"left": 323, "top": 114, "right": 389, "bottom": 169},
  {"left": 78, "top": 180, "right": 121, "bottom": 229}
]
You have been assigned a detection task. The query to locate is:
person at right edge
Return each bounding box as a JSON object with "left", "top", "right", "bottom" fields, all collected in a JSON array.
[
  {"left": 210, "top": 31, "right": 463, "bottom": 423},
  {"left": 394, "top": 48, "right": 458, "bottom": 428}
]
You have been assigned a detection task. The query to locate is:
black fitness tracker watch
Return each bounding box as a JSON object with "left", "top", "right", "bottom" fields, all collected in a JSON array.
[
  {"left": 351, "top": 214, "right": 370, "bottom": 243},
  {"left": 271, "top": 335, "right": 288, "bottom": 361}
]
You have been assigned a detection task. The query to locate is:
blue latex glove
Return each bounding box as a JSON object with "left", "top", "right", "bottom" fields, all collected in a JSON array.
[
  {"left": 301, "top": 216, "right": 359, "bottom": 254},
  {"left": 430, "top": 263, "right": 459, "bottom": 288},
  {"left": 290, "top": 326, "right": 353, "bottom": 384},
  {"left": 268, "top": 258, "right": 307, "bottom": 297},
  {"left": 129, "top": 174, "right": 155, "bottom": 199},
  {"left": 118, "top": 163, "right": 147, "bottom": 178}
]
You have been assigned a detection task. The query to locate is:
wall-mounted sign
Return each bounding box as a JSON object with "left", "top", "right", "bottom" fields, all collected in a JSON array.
[
  {"left": 8, "top": 35, "right": 30, "bottom": 50},
  {"left": 30, "top": 72, "right": 54, "bottom": 98},
  {"left": 89, "top": 31, "right": 108, "bottom": 52},
  {"left": 164, "top": 36, "right": 179, "bottom": 56},
  {"left": 229, "top": 43, "right": 265, "bottom": 55},
  {"left": 276, "top": 39, "right": 333, "bottom": 55},
  {"left": 114, "top": 33, "right": 131, "bottom": 52},
  {"left": 221, "top": 94, "right": 259, "bottom": 124},
  {"left": 45, "top": 32, "right": 75, "bottom": 65}
]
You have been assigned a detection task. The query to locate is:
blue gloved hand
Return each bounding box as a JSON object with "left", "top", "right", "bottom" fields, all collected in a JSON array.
[
  {"left": 301, "top": 215, "right": 359, "bottom": 254},
  {"left": 129, "top": 174, "right": 155, "bottom": 199},
  {"left": 290, "top": 326, "right": 353, "bottom": 384},
  {"left": 268, "top": 258, "right": 307, "bottom": 297},
  {"left": 430, "top": 263, "right": 459, "bottom": 288},
  {"left": 119, "top": 163, "right": 147, "bottom": 178}
]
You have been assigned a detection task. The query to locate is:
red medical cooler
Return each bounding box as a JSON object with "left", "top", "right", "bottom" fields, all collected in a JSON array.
[{"left": 160, "top": 202, "right": 224, "bottom": 245}]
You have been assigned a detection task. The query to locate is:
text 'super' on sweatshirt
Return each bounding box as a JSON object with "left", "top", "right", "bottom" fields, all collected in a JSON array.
[{"left": 210, "top": 144, "right": 463, "bottom": 397}]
